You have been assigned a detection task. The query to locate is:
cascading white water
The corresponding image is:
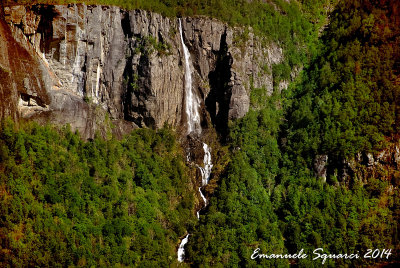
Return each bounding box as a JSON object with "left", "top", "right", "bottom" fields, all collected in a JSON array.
[
  {"left": 198, "top": 143, "right": 213, "bottom": 186},
  {"left": 197, "top": 143, "right": 213, "bottom": 212},
  {"left": 177, "top": 18, "right": 213, "bottom": 263},
  {"left": 178, "top": 143, "right": 213, "bottom": 261},
  {"left": 177, "top": 234, "right": 190, "bottom": 262},
  {"left": 199, "top": 187, "right": 207, "bottom": 207},
  {"left": 93, "top": 8, "right": 102, "bottom": 104},
  {"left": 179, "top": 19, "right": 201, "bottom": 135},
  {"left": 94, "top": 61, "right": 101, "bottom": 102}
]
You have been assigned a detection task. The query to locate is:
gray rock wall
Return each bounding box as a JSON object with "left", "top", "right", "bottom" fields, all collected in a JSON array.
[{"left": 1, "top": 4, "right": 284, "bottom": 137}]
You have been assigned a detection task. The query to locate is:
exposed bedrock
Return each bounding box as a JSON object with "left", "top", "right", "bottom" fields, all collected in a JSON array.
[{"left": 1, "top": 4, "right": 284, "bottom": 138}]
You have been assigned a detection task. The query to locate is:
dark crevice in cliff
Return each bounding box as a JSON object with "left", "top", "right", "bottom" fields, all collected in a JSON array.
[
  {"left": 205, "top": 31, "right": 232, "bottom": 140},
  {"left": 136, "top": 52, "right": 156, "bottom": 128},
  {"left": 122, "top": 62, "right": 137, "bottom": 125},
  {"left": 81, "top": 55, "right": 88, "bottom": 97},
  {"left": 20, "top": 93, "right": 46, "bottom": 108},
  {"left": 120, "top": 11, "right": 134, "bottom": 125},
  {"left": 0, "top": 2, "right": 4, "bottom": 17},
  {"left": 121, "top": 11, "right": 132, "bottom": 38},
  {"left": 122, "top": 54, "right": 136, "bottom": 124},
  {"left": 122, "top": 15, "right": 156, "bottom": 128},
  {"left": 324, "top": 154, "right": 355, "bottom": 185},
  {"left": 36, "top": 5, "right": 57, "bottom": 54}
]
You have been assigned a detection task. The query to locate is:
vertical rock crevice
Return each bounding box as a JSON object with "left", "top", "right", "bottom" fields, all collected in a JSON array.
[
  {"left": 1, "top": 4, "right": 284, "bottom": 138},
  {"left": 206, "top": 30, "right": 232, "bottom": 138},
  {"left": 36, "top": 5, "right": 56, "bottom": 54},
  {"left": 124, "top": 31, "right": 156, "bottom": 128},
  {"left": 121, "top": 11, "right": 136, "bottom": 124}
]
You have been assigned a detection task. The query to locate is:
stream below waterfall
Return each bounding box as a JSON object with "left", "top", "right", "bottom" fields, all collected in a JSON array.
[
  {"left": 177, "top": 18, "right": 213, "bottom": 263},
  {"left": 178, "top": 143, "right": 213, "bottom": 262}
]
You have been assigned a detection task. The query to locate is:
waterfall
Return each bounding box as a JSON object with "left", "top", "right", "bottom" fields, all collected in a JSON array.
[
  {"left": 177, "top": 18, "right": 213, "bottom": 263},
  {"left": 94, "top": 8, "right": 102, "bottom": 104},
  {"left": 178, "top": 143, "right": 213, "bottom": 262},
  {"left": 177, "top": 234, "right": 190, "bottom": 262},
  {"left": 197, "top": 143, "right": 213, "bottom": 210},
  {"left": 199, "top": 187, "right": 207, "bottom": 207},
  {"left": 95, "top": 61, "right": 101, "bottom": 102},
  {"left": 179, "top": 19, "right": 201, "bottom": 135},
  {"left": 198, "top": 143, "right": 213, "bottom": 186}
]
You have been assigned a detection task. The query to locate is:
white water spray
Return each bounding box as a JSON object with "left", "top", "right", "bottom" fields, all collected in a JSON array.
[
  {"left": 198, "top": 143, "right": 213, "bottom": 186},
  {"left": 178, "top": 143, "right": 213, "bottom": 262},
  {"left": 179, "top": 19, "right": 201, "bottom": 135},
  {"left": 199, "top": 187, "right": 207, "bottom": 207},
  {"left": 197, "top": 143, "right": 213, "bottom": 211},
  {"left": 94, "top": 8, "right": 103, "bottom": 104},
  {"left": 177, "top": 234, "right": 190, "bottom": 262},
  {"left": 95, "top": 61, "right": 101, "bottom": 101}
]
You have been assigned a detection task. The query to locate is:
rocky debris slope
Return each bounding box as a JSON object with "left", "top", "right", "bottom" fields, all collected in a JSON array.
[
  {"left": 1, "top": 4, "right": 284, "bottom": 137},
  {"left": 314, "top": 139, "right": 400, "bottom": 188}
]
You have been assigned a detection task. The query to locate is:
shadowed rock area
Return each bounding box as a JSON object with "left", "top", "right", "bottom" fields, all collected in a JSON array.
[{"left": 0, "top": 4, "right": 284, "bottom": 138}]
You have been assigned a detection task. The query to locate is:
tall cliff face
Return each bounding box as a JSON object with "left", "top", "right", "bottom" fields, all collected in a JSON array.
[{"left": 1, "top": 4, "right": 283, "bottom": 137}]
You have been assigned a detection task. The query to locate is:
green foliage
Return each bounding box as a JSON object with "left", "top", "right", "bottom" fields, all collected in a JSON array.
[
  {"left": 187, "top": 1, "right": 399, "bottom": 266},
  {"left": 0, "top": 120, "right": 196, "bottom": 267},
  {"left": 130, "top": 73, "right": 140, "bottom": 92},
  {"left": 285, "top": 0, "right": 400, "bottom": 162},
  {"left": 186, "top": 93, "right": 285, "bottom": 267},
  {"left": 3, "top": 0, "right": 334, "bottom": 86},
  {"left": 2, "top": 1, "right": 399, "bottom": 267},
  {"left": 135, "top": 35, "right": 172, "bottom": 56},
  {"left": 146, "top": 36, "right": 172, "bottom": 56},
  {"left": 186, "top": 88, "right": 399, "bottom": 266}
]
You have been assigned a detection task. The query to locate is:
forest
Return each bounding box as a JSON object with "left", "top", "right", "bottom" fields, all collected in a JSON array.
[
  {"left": 186, "top": 1, "right": 399, "bottom": 266},
  {"left": 0, "top": 120, "right": 197, "bottom": 266},
  {"left": 1, "top": 0, "right": 399, "bottom": 267}
]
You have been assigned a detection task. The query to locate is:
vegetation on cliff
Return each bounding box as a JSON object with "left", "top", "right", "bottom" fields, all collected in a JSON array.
[
  {"left": 0, "top": 120, "right": 196, "bottom": 266},
  {"left": 285, "top": 0, "right": 400, "bottom": 164},
  {"left": 187, "top": 91, "right": 399, "bottom": 266},
  {"left": 187, "top": 0, "right": 400, "bottom": 266},
  {"left": 3, "top": 0, "right": 333, "bottom": 82},
  {"left": 1, "top": 0, "right": 399, "bottom": 267}
]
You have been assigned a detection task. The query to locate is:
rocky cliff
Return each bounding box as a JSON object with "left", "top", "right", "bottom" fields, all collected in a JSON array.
[
  {"left": 0, "top": 4, "right": 283, "bottom": 138},
  {"left": 314, "top": 139, "right": 400, "bottom": 188}
]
